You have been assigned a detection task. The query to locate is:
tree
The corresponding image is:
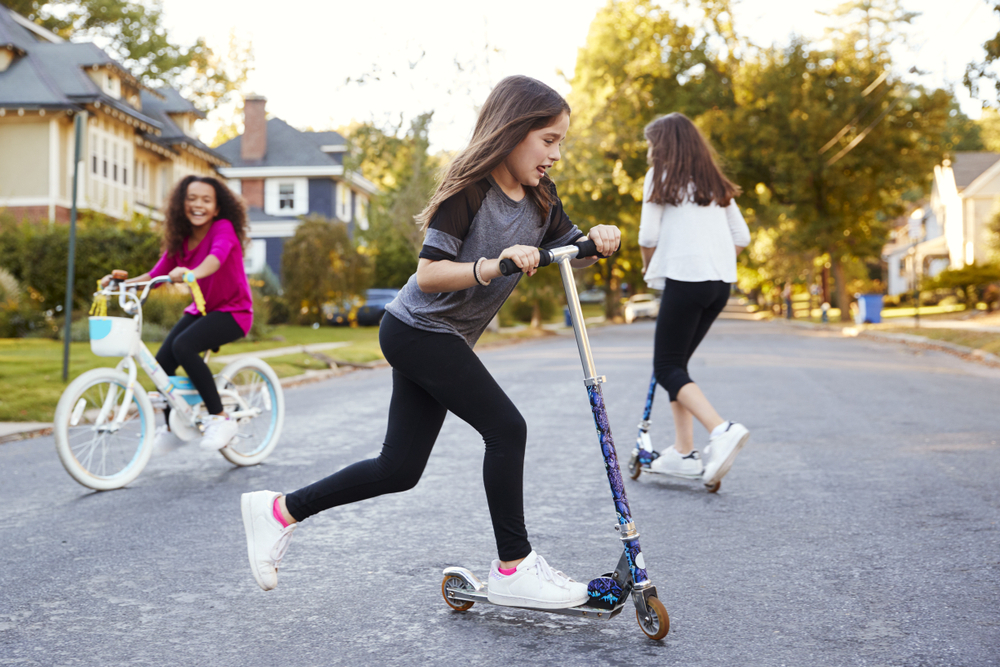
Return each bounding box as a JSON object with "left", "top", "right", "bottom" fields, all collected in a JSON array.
[
  {"left": 558, "top": 0, "right": 732, "bottom": 318},
  {"left": 345, "top": 113, "right": 439, "bottom": 288},
  {"left": 7, "top": 0, "right": 251, "bottom": 110},
  {"left": 281, "top": 217, "right": 371, "bottom": 324},
  {"left": 965, "top": 1, "right": 1000, "bottom": 105},
  {"left": 705, "top": 38, "right": 953, "bottom": 318}
]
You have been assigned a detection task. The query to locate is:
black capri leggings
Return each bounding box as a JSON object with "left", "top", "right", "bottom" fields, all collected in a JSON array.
[
  {"left": 285, "top": 312, "right": 531, "bottom": 562},
  {"left": 156, "top": 311, "right": 245, "bottom": 415},
  {"left": 653, "top": 279, "right": 731, "bottom": 401}
]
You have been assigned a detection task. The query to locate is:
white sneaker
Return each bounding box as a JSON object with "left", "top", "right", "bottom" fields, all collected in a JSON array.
[
  {"left": 487, "top": 551, "right": 589, "bottom": 609},
  {"left": 152, "top": 425, "right": 184, "bottom": 453},
  {"left": 702, "top": 422, "right": 750, "bottom": 488},
  {"left": 241, "top": 490, "right": 297, "bottom": 591},
  {"left": 200, "top": 414, "right": 238, "bottom": 451},
  {"left": 649, "top": 447, "right": 704, "bottom": 479}
]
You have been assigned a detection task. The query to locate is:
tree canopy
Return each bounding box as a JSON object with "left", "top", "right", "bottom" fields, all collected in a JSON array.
[
  {"left": 558, "top": 0, "right": 954, "bottom": 319},
  {"left": 7, "top": 0, "right": 250, "bottom": 109}
]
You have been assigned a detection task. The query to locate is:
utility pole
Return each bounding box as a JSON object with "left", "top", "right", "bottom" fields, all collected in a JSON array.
[{"left": 62, "top": 112, "right": 85, "bottom": 382}]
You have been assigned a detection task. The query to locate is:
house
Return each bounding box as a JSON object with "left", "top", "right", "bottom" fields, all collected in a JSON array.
[
  {"left": 214, "top": 95, "right": 379, "bottom": 278},
  {"left": 883, "top": 152, "right": 1000, "bottom": 295},
  {"left": 0, "top": 4, "right": 227, "bottom": 223}
]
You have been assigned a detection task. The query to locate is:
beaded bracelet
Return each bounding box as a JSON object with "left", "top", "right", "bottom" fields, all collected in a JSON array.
[{"left": 474, "top": 257, "right": 491, "bottom": 286}]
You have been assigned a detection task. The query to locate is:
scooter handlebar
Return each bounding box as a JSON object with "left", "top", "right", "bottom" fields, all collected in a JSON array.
[{"left": 497, "top": 239, "right": 603, "bottom": 277}]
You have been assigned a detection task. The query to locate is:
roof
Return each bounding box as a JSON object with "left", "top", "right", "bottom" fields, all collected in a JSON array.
[
  {"left": 139, "top": 88, "right": 228, "bottom": 167},
  {"left": 0, "top": 5, "right": 158, "bottom": 129},
  {"left": 215, "top": 118, "right": 347, "bottom": 168},
  {"left": 951, "top": 152, "right": 1000, "bottom": 190}
]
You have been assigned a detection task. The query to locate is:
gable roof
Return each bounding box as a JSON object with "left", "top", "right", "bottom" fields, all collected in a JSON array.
[
  {"left": 0, "top": 5, "right": 160, "bottom": 131},
  {"left": 951, "top": 152, "right": 1000, "bottom": 190},
  {"left": 215, "top": 118, "right": 347, "bottom": 168},
  {"left": 138, "top": 88, "right": 228, "bottom": 167}
]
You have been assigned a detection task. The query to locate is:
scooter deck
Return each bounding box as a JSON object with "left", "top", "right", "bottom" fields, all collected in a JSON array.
[{"left": 442, "top": 566, "right": 627, "bottom": 620}]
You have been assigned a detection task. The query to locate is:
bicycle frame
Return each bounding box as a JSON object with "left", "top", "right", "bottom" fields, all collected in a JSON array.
[{"left": 92, "top": 279, "right": 260, "bottom": 435}]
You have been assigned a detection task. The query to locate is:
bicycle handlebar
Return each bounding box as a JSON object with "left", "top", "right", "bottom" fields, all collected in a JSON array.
[{"left": 498, "top": 238, "right": 603, "bottom": 277}]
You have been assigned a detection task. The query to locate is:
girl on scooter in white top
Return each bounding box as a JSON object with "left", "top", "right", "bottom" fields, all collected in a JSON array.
[{"left": 638, "top": 113, "right": 752, "bottom": 488}]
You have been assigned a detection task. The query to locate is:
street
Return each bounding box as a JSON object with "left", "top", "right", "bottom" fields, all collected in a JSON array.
[{"left": 1, "top": 319, "right": 998, "bottom": 666}]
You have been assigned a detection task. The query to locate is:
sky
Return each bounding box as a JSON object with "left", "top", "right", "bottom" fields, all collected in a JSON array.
[{"left": 156, "top": 0, "right": 999, "bottom": 151}]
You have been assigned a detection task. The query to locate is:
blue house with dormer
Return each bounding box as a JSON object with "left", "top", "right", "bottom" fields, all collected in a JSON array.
[{"left": 214, "top": 94, "right": 378, "bottom": 278}]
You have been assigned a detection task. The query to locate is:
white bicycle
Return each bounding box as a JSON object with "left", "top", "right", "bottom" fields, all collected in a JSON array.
[{"left": 54, "top": 271, "right": 285, "bottom": 490}]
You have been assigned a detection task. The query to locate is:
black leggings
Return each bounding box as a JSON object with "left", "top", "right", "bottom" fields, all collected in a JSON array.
[
  {"left": 653, "top": 279, "right": 731, "bottom": 401},
  {"left": 156, "top": 312, "right": 245, "bottom": 415},
  {"left": 285, "top": 312, "right": 531, "bottom": 562}
]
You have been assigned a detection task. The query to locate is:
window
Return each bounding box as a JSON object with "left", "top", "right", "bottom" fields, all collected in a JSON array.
[
  {"left": 354, "top": 193, "right": 369, "bottom": 231},
  {"left": 278, "top": 183, "right": 295, "bottom": 210},
  {"left": 263, "top": 178, "right": 307, "bottom": 216},
  {"left": 102, "top": 138, "right": 108, "bottom": 179},
  {"left": 244, "top": 239, "right": 267, "bottom": 275},
  {"left": 337, "top": 182, "right": 351, "bottom": 221}
]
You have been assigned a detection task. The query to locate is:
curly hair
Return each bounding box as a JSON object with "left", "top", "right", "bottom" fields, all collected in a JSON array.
[{"left": 162, "top": 175, "right": 249, "bottom": 257}]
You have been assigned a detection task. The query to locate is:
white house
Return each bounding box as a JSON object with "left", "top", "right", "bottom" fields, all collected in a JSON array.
[{"left": 883, "top": 152, "right": 1000, "bottom": 296}]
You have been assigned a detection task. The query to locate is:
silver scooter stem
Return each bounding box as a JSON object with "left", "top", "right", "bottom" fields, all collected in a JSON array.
[{"left": 552, "top": 251, "right": 599, "bottom": 384}]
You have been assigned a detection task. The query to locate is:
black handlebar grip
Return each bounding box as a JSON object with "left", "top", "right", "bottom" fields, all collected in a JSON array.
[
  {"left": 575, "top": 238, "right": 599, "bottom": 259},
  {"left": 498, "top": 249, "right": 554, "bottom": 276},
  {"left": 498, "top": 258, "right": 519, "bottom": 276}
]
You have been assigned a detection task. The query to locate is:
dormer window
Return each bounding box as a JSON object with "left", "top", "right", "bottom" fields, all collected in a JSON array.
[
  {"left": 0, "top": 45, "right": 21, "bottom": 73},
  {"left": 102, "top": 71, "right": 120, "bottom": 98}
]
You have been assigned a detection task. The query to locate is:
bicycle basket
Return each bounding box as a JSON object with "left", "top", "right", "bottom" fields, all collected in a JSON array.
[{"left": 89, "top": 316, "right": 139, "bottom": 357}]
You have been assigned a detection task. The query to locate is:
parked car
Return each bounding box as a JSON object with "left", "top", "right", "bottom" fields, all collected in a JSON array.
[
  {"left": 623, "top": 293, "right": 659, "bottom": 323},
  {"left": 355, "top": 288, "right": 400, "bottom": 326},
  {"left": 578, "top": 288, "right": 605, "bottom": 305}
]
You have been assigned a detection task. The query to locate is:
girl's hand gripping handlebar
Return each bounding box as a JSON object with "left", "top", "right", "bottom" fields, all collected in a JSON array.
[
  {"left": 183, "top": 271, "right": 207, "bottom": 316},
  {"left": 498, "top": 239, "right": 602, "bottom": 276}
]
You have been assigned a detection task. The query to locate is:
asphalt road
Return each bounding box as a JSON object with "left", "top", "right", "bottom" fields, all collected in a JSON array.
[{"left": 2, "top": 319, "right": 998, "bottom": 666}]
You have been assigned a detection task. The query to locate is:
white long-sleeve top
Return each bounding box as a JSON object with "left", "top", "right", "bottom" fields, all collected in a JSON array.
[{"left": 638, "top": 167, "right": 751, "bottom": 288}]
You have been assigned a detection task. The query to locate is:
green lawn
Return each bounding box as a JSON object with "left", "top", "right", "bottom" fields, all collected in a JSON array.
[
  {"left": 0, "top": 324, "right": 384, "bottom": 422},
  {"left": 0, "top": 322, "right": 560, "bottom": 422}
]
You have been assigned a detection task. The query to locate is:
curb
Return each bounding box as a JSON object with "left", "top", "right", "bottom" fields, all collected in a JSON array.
[
  {"left": 0, "top": 425, "right": 53, "bottom": 445},
  {"left": 773, "top": 318, "right": 1000, "bottom": 369}
]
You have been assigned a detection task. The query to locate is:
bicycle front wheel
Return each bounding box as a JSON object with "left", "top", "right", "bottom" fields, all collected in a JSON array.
[
  {"left": 54, "top": 368, "right": 155, "bottom": 490},
  {"left": 215, "top": 357, "right": 284, "bottom": 466}
]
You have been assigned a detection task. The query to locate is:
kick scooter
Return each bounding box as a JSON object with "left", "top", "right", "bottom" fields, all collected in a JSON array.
[
  {"left": 627, "top": 372, "right": 720, "bottom": 492},
  {"left": 440, "top": 240, "right": 670, "bottom": 641}
]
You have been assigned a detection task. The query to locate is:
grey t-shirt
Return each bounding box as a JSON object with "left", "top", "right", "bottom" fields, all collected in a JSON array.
[{"left": 385, "top": 176, "right": 583, "bottom": 347}]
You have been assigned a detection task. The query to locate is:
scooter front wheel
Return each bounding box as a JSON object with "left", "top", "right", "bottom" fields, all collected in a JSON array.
[
  {"left": 441, "top": 575, "right": 474, "bottom": 611},
  {"left": 637, "top": 596, "right": 669, "bottom": 640}
]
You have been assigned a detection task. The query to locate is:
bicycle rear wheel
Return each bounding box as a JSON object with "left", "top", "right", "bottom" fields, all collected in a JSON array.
[
  {"left": 215, "top": 358, "right": 284, "bottom": 466},
  {"left": 54, "top": 368, "right": 155, "bottom": 490}
]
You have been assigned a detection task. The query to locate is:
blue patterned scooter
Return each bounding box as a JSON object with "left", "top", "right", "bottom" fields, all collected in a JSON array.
[
  {"left": 439, "top": 240, "right": 669, "bottom": 641},
  {"left": 627, "top": 373, "right": 722, "bottom": 492}
]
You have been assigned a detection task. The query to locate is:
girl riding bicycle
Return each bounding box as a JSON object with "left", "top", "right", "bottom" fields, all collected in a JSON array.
[
  {"left": 101, "top": 175, "right": 253, "bottom": 452},
  {"left": 240, "top": 75, "right": 620, "bottom": 610}
]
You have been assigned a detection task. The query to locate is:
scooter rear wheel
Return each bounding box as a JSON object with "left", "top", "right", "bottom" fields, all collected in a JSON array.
[
  {"left": 637, "top": 596, "right": 669, "bottom": 640},
  {"left": 441, "top": 575, "right": 474, "bottom": 611},
  {"left": 628, "top": 451, "right": 642, "bottom": 480}
]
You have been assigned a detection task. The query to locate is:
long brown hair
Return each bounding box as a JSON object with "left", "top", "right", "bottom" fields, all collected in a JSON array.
[
  {"left": 644, "top": 113, "right": 740, "bottom": 207},
  {"left": 416, "top": 75, "right": 570, "bottom": 229},
  {"left": 163, "top": 175, "right": 249, "bottom": 257}
]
